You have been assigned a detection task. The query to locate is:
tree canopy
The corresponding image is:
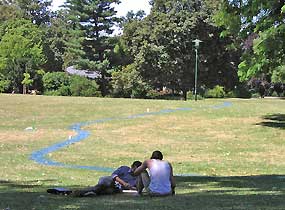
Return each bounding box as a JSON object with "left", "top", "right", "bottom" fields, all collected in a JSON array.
[
  {"left": 215, "top": 0, "right": 285, "bottom": 82},
  {"left": 0, "top": 0, "right": 284, "bottom": 97},
  {"left": 0, "top": 19, "right": 45, "bottom": 92},
  {"left": 122, "top": 0, "right": 239, "bottom": 98}
]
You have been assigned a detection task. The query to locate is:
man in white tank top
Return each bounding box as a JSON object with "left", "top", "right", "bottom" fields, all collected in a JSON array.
[{"left": 134, "top": 150, "right": 176, "bottom": 196}]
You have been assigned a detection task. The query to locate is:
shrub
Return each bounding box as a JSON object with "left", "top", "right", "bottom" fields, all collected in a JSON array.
[
  {"left": 43, "top": 72, "right": 70, "bottom": 93},
  {"left": 205, "top": 85, "right": 225, "bottom": 98},
  {"left": 146, "top": 90, "right": 161, "bottom": 99},
  {"left": 43, "top": 72, "right": 101, "bottom": 97},
  {"left": 187, "top": 91, "right": 203, "bottom": 100},
  {"left": 225, "top": 91, "right": 235, "bottom": 98},
  {"left": 0, "top": 75, "right": 10, "bottom": 93},
  {"left": 70, "top": 75, "right": 101, "bottom": 97},
  {"left": 111, "top": 64, "right": 150, "bottom": 98},
  {"left": 271, "top": 66, "right": 285, "bottom": 83},
  {"left": 57, "top": 85, "right": 71, "bottom": 96},
  {"left": 44, "top": 90, "right": 61, "bottom": 96}
]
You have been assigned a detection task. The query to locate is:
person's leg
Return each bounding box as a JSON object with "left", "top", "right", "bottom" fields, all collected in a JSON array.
[
  {"left": 97, "top": 186, "right": 121, "bottom": 195},
  {"left": 98, "top": 176, "right": 114, "bottom": 186},
  {"left": 72, "top": 184, "right": 105, "bottom": 197},
  {"left": 72, "top": 176, "right": 114, "bottom": 197},
  {"left": 136, "top": 171, "right": 150, "bottom": 194}
]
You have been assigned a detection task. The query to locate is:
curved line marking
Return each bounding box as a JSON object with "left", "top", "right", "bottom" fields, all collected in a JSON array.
[{"left": 30, "top": 101, "right": 232, "bottom": 173}]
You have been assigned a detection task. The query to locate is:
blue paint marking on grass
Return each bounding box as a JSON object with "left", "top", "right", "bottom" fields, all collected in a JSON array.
[
  {"left": 211, "top": 101, "right": 232, "bottom": 109},
  {"left": 30, "top": 101, "right": 232, "bottom": 173}
]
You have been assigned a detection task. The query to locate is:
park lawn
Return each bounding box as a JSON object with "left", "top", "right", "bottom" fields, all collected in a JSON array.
[{"left": 0, "top": 94, "right": 284, "bottom": 210}]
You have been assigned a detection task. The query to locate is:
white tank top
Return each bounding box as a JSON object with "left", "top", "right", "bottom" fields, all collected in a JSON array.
[{"left": 148, "top": 159, "right": 171, "bottom": 195}]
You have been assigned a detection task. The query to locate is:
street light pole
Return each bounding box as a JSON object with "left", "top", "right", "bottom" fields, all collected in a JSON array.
[
  {"left": 192, "top": 39, "right": 202, "bottom": 101},
  {"left": 194, "top": 47, "right": 198, "bottom": 101}
]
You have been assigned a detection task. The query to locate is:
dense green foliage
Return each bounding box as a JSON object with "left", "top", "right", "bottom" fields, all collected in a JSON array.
[
  {"left": 42, "top": 72, "right": 70, "bottom": 95},
  {"left": 70, "top": 75, "right": 101, "bottom": 97},
  {"left": 205, "top": 85, "right": 225, "bottom": 98},
  {"left": 0, "top": 19, "right": 45, "bottom": 93},
  {"left": 215, "top": 0, "right": 285, "bottom": 82},
  {"left": 122, "top": 0, "right": 239, "bottom": 98},
  {"left": 0, "top": 0, "right": 284, "bottom": 98},
  {"left": 42, "top": 72, "right": 100, "bottom": 96},
  {"left": 63, "top": 0, "right": 120, "bottom": 96},
  {"left": 111, "top": 64, "right": 150, "bottom": 98}
]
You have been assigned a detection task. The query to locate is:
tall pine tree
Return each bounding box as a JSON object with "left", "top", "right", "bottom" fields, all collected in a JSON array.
[{"left": 63, "top": 0, "right": 120, "bottom": 96}]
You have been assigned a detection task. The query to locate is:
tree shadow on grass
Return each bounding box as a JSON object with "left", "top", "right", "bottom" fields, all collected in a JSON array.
[
  {"left": 0, "top": 179, "right": 57, "bottom": 189},
  {"left": 256, "top": 113, "right": 285, "bottom": 129},
  {"left": 1, "top": 175, "right": 285, "bottom": 210},
  {"left": 174, "top": 175, "right": 285, "bottom": 210}
]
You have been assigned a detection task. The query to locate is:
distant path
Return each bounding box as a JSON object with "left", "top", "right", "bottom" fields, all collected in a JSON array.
[{"left": 30, "top": 102, "right": 232, "bottom": 174}]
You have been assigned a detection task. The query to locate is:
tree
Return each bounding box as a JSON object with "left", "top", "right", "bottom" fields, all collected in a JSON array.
[
  {"left": 123, "top": 0, "right": 239, "bottom": 99},
  {"left": 0, "top": 73, "right": 10, "bottom": 93},
  {"left": 215, "top": 0, "right": 285, "bottom": 82},
  {"left": 63, "top": 0, "right": 121, "bottom": 96},
  {"left": 42, "top": 10, "right": 70, "bottom": 72},
  {"left": 111, "top": 63, "right": 150, "bottom": 98},
  {"left": 0, "top": 19, "right": 45, "bottom": 93},
  {"left": 15, "top": 0, "right": 52, "bottom": 25},
  {"left": 22, "top": 72, "right": 33, "bottom": 94},
  {"left": 0, "top": 0, "right": 23, "bottom": 23}
]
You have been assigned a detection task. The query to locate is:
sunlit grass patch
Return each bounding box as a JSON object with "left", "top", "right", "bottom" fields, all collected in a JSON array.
[{"left": 0, "top": 94, "right": 284, "bottom": 209}]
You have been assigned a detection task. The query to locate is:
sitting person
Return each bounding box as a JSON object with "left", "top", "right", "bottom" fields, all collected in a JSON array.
[
  {"left": 73, "top": 160, "right": 142, "bottom": 197},
  {"left": 134, "top": 150, "right": 175, "bottom": 196}
]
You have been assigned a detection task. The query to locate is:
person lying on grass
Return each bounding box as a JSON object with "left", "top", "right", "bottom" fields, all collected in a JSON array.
[
  {"left": 134, "top": 150, "right": 176, "bottom": 196},
  {"left": 73, "top": 161, "right": 142, "bottom": 197}
]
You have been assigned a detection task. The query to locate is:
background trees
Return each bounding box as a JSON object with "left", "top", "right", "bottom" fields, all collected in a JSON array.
[
  {"left": 63, "top": 0, "right": 121, "bottom": 96},
  {"left": 215, "top": 0, "right": 285, "bottom": 83},
  {"left": 0, "top": 0, "right": 284, "bottom": 98},
  {"left": 0, "top": 19, "right": 45, "bottom": 93},
  {"left": 122, "top": 0, "right": 240, "bottom": 98}
]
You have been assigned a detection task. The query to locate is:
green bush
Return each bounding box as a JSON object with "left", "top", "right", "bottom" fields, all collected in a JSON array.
[
  {"left": 111, "top": 64, "right": 150, "bottom": 98},
  {"left": 57, "top": 85, "right": 71, "bottom": 96},
  {"left": 44, "top": 90, "right": 61, "bottom": 96},
  {"left": 205, "top": 85, "right": 225, "bottom": 98},
  {"left": 187, "top": 91, "right": 203, "bottom": 100},
  {"left": 43, "top": 72, "right": 101, "bottom": 97},
  {"left": 225, "top": 91, "right": 235, "bottom": 98},
  {"left": 271, "top": 66, "right": 285, "bottom": 83},
  {"left": 43, "top": 72, "right": 70, "bottom": 93},
  {"left": 70, "top": 75, "right": 101, "bottom": 97},
  {"left": 0, "top": 76, "right": 10, "bottom": 93},
  {"left": 146, "top": 90, "right": 161, "bottom": 99}
]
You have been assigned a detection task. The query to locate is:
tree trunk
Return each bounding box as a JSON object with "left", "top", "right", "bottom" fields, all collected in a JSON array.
[
  {"left": 23, "top": 85, "right": 26, "bottom": 94},
  {"left": 182, "top": 89, "right": 187, "bottom": 101}
]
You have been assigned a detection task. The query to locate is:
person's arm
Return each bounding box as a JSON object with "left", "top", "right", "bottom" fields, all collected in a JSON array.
[
  {"left": 111, "top": 166, "right": 136, "bottom": 190},
  {"left": 169, "top": 163, "right": 176, "bottom": 194},
  {"left": 134, "top": 160, "right": 148, "bottom": 176},
  {"left": 111, "top": 166, "right": 123, "bottom": 182},
  {"left": 114, "top": 176, "right": 135, "bottom": 190}
]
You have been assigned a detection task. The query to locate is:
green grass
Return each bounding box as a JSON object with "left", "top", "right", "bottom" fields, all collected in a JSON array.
[{"left": 0, "top": 94, "right": 285, "bottom": 209}]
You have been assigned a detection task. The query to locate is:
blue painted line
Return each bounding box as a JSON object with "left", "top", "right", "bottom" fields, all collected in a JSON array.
[
  {"left": 211, "top": 101, "right": 232, "bottom": 109},
  {"left": 30, "top": 101, "right": 232, "bottom": 173}
]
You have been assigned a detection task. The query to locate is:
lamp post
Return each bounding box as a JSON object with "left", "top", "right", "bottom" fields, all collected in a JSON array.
[{"left": 192, "top": 39, "right": 202, "bottom": 101}]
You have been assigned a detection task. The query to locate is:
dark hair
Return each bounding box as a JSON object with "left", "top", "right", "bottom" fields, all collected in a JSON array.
[
  {"left": 131, "top": 160, "right": 142, "bottom": 168},
  {"left": 150, "top": 150, "right": 163, "bottom": 160}
]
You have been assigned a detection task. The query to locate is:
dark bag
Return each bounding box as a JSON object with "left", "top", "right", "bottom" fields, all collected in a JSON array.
[{"left": 47, "top": 187, "right": 72, "bottom": 195}]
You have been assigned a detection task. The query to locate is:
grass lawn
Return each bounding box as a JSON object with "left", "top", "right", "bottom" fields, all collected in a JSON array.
[{"left": 0, "top": 94, "right": 284, "bottom": 210}]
